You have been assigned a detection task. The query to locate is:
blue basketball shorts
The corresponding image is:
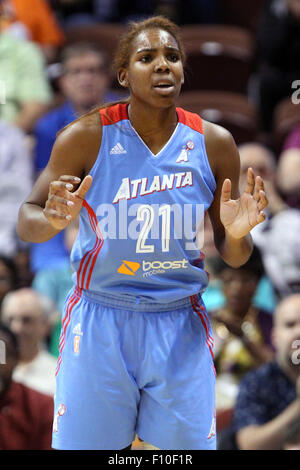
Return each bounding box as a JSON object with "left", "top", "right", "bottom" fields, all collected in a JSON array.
[{"left": 51, "top": 287, "right": 216, "bottom": 450}]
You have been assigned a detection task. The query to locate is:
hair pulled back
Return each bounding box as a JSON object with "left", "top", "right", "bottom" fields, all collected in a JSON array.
[{"left": 113, "top": 15, "right": 186, "bottom": 72}]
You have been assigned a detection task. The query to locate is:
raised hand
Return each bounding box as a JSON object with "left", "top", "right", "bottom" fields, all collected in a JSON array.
[
  {"left": 220, "top": 168, "right": 268, "bottom": 239},
  {"left": 43, "top": 174, "right": 93, "bottom": 230}
]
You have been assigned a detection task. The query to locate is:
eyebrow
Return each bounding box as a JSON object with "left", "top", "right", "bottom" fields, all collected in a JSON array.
[{"left": 136, "top": 46, "right": 180, "bottom": 54}]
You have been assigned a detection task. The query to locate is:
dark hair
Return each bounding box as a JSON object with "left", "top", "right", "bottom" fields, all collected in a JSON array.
[
  {"left": 0, "top": 322, "right": 19, "bottom": 359},
  {"left": 113, "top": 15, "right": 186, "bottom": 72},
  {"left": 214, "top": 246, "right": 265, "bottom": 280},
  {"left": 0, "top": 256, "right": 18, "bottom": 287}
]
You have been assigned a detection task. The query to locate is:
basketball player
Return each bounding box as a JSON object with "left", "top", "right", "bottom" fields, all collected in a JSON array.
[{"left": 17, "top": 17, "right": 268, "bottom": 450}]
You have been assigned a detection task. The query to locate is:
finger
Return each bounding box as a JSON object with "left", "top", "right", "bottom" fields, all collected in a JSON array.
[
  {"left": 221, "top": 178, "right": 232, "bottom": 203},
  {"left": 49, "top": 180, "right": 74, "bottom": 195},
  {"left": 256, "top": 211, "right": 266, "bottom": 225},
  {"left": 59, "top": 175, "right": 81, "bottom": 185},
  {"left": 244, "top": 167, "right": 255, "bottom": 194},
  {"left": 43, "top": 208, "right": 72, "bottom": 221},
  {"left": 253, "top": 176, "right": 264, "bottom": 202},
  {"left": 47, "top": 194, "right": 75, "bottom": 208},
  {"left": 45, "top": 195, "right": 74, "bottom": 215},
  {"left": 75, "top": 175, "right": 93, "bottom": 200},
  {"left": 257, "top": 190, "right": 268, "bottom": 211}
]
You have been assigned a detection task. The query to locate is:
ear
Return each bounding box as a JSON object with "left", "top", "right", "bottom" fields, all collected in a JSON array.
[{"left": 117, "top": 68, "right": 129, "bottom": 88}]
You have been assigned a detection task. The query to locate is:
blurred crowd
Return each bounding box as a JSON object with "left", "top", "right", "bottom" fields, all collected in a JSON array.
[{"left": 0, "top": 0, "right": 300, "bottom": 451}]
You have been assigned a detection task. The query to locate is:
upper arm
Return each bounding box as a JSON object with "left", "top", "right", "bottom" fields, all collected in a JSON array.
[
  {"left": 202, "top": 120, "right": 241, "bottom": 250},
  {"left": 24, "top": 111, "right": 102, "bottom": 208}
]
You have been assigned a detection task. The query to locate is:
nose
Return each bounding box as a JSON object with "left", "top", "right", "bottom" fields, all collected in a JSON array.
[{"left": 154, "top": 55, "right": 170, "bottom": 73}]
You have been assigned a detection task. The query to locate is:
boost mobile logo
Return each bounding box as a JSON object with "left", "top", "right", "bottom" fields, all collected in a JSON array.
[
  {"left": 118, "top": 259, "right": 188, "bottom": 277},
  {"left": 118, "top": 260, "right": 141, "bottom": 276}
]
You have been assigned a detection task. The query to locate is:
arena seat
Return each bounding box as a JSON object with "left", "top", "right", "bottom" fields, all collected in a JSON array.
[
  {"left": 179, "top": 25, "right": 256, "bottom": 94},
  {"left": 64, "top": 23, "right": 126, "bottom": 66},
  {"left": 176, "top": 90, "right": 258, "bottom": 145}
]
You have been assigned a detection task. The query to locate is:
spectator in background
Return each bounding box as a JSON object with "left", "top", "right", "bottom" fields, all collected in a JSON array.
[
  {"left": 283, "top": 124, "right": 300, "bottom": 150},
  {"left": 203, "top": 144, "right": 280, "bottom": 316},
  {"left": 233, "top": 294, "right": 300, "bottom": 450},
  {"left": 0, "top": 0, "right": 65, "bottom": 62},
  {"left": 210, "top": 247, "right": 274, "bottom": 412},
  {"left": 238, "top": 141, "right": 300, "bottom": 300},
  {"left": 0, "top": 323, "right": 53, "bottom": 450},
  {"left": 238, "top": 143, "right": 288, "bottom": 217},
  {"left": 31, "top": 42, "right": 119, "bottom": 278},
  {"left": 0, "top": 15, "right": 52, "bottom": 133},
  {"left": 1, "top": 288, "right": 57, "bottom": 396},
  {"left": 0, "top": 256, "right": 17, "bottom": 311},
  {"left": 277, "top": 147, "right": 300, "bottom": 209},
  {"left": 252, "top": 143, "right": 300, "bottom": 298},
  {"left": 0, "top": 120, "right": 33, "bottom": 257},
  {"left": 256, "top": 0, "right": 300, "bottom": 133}
]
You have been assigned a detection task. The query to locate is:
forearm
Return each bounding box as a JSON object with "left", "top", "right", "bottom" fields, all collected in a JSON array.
[
  {"left": 218, "top": 231, "right": 253, "bottom": 268},
  {"left": 17, "top": 202, "right": 60, "bottom": 243},
  {"left": 237, "top": 399, "right": 300, "bottom": 450}
]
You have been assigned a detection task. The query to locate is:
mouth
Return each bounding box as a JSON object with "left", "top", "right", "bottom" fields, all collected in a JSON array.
[{"left": 152, "top": 82, "right": 175, "bottom": 95}]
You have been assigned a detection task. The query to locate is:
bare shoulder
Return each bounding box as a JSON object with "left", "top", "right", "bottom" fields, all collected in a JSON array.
[
  {"left": 202, "top": 119, "right": 240, "bottom": 178},
  {"left": 51, "top": 107, "right": 102, "bottom": 175}
]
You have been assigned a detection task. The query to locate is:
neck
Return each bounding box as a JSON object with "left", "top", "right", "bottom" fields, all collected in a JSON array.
[
  {"left": 19, "top": 345, "right": 40, "bottom": 364},
  {"left": 224, "top": 303, "right": 254, "bottom": 320},
  {"left": 128, "top": 99, "right": 178, "bottom": 140}
]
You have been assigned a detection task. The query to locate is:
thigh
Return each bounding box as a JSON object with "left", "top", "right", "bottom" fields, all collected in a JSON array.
[
  {"left": 136, "top": 299, "right": 216, "bottom": 450},
  {"left": 52, "top": 290, "right": 140, "bottom": 450}
]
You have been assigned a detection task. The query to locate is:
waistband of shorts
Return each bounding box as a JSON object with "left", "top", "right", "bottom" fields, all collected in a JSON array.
[{"left": 79, "top": 289, "right": 203, "bottom": 312}]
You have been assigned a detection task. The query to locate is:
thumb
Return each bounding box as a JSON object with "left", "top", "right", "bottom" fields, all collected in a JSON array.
[
  {"left": 221, "top": 178, "right": 232, "bottom": 203},
  {"left": 75, "top": 175, "right": 93, "bottom": 200}
]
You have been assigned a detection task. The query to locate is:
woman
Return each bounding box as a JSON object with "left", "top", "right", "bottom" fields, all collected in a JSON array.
[{"left": 17, "top": 16, "right": 268, "bottom": 450}]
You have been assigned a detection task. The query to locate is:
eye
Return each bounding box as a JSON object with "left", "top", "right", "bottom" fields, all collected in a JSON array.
[
  {"left": 167, "top": 53, "right": 180, "bottom": 62},
  {"left": 140, "top": 54, "right": 152, "bottom": 63}
]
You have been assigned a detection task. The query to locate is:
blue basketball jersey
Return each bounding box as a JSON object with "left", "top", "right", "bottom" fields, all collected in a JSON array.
[{"left": 70, "top": 103, "right": 216, "bottom": 304}]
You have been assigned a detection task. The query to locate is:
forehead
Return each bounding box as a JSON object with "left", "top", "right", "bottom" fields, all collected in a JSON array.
[
  {"left": 276, "top": 299, "right": 300, "bottom": 324},
  {"left": 240, "top": 149, "right": 270, "bottom": 170},
  {"left": 65, "top": 52, "right": 103, "bottom": 67},
  {"left": 132, "top": 28, "right": 179, "bottom": 52},
  {"left": 4, "top": 294, "right": 41, "bottom": 316}
]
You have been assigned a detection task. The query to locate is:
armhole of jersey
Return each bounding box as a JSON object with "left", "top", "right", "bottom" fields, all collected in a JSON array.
[
  {"left": 199, "top": 128, "right": 217, "bottom": 193},
  {"left": 84, "top": 108, "right": 106, "bottom": 179},
  {"left": 177, "top": 107, "right": 216, "bottom": 192}
]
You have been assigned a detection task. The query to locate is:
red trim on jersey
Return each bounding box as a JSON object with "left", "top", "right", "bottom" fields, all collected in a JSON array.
[
  {"left": 190, "top": 295, "right": 214, "bottom": 360},
  {"left": 56, "top": 286, "right": 82, "bottom": 376},
  {"left": 81, "top": 200, "right": 104, "bottom": 290},
  {"left": 176, "top": 107, "right": 203, "bottom": 134},
  {"left": 99, "top": 103, "right": 128, "bottom": 126}
]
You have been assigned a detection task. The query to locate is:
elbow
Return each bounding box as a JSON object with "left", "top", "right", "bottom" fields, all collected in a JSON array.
[{"left": 17, "top": 206, "right": 29, "bottom": 242}]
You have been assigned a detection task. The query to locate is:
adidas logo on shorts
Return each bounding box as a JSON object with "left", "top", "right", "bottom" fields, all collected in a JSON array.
[{"left": 109, "top": 142, "right": 127, "bottom": 155}]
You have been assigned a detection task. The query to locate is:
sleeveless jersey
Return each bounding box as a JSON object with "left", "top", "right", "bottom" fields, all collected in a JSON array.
[{"left": 70, "top": 103, "right": 217, "bottom": 305}]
